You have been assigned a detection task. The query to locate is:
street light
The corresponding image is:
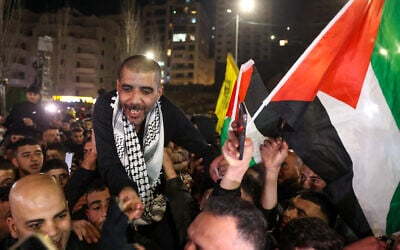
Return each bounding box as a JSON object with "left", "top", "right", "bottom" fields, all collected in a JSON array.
[
  {"left": 145, "top": 51, "right": 155, "bottom": 60},
  {"left": 234, "top": 0, "right": 255, "bottom": 62}
]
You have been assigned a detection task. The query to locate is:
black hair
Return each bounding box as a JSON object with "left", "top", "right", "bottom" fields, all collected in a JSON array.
[
  {"left": 11, "top": 137, "right": 40, "bottom": 155},
  {"left": 26, "top": 84, "right": 41, "bottom": 94},
  {"left": 204, "top": 196, "right": 268, "bottom": 250},
  {"left": 119, "top": 55, "right": 161, "bottom": 85},
  {"left": 40, "top": 158, "right": 68, "bottom": 173},
  {"left": 43, "top": 125, "right": 59, "bottom": 132},
  {"left": 0, "top": 158, "right": 15, "bottom": 171},
  {"left": 46, "top": 143, "right": 67, "bottom": 154},
  {"left": 241, "top": 163, "right": 265, "bottom": 208},
  {"left": 296, "top": 190, "right": 337, "bottom": 228},
  {"left": 0, "top": 187, "right": 11, "bottom": 202},
  {"left": 85, "top": 179, "right": 107, "bottom": 197},
  {"left": 279, "top": 217, "right": 344, "bottom": 250}
]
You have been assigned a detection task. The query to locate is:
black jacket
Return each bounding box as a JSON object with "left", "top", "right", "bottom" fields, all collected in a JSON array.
[
  {"left": 4, "top": 101, "right": 48, "bottom": 137},
  {"left": 93, "top": 91, "right": 217, "bottom": 196}
]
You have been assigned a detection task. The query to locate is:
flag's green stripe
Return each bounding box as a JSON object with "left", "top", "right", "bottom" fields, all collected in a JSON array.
[
  {"left": 220, "top": 117, "right": 231, "bottom": 150},
  {"left": 386, "top": 183, "right": 400, "bottom": 235},
  {"left": 371, "top": 0, "right": 400, "bottom": 129},
  {"left": 220, "top": 116, "right": 256, "bottom": 167},
  {"left": 371, "top": 0, "right": 400, "bottom": 234}
]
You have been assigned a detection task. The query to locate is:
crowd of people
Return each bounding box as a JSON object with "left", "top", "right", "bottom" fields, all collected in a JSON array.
[{"left": 0, "top": 54, "right": 398, "bottom": 250}]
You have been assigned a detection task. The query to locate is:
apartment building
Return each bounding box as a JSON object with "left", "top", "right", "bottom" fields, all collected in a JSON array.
[
  {"left": 4, "top": 8, "right": 119, "bottom": 97},
  {"left": 214, "top": 0, "right": 273, "bottom": 64},
  {"left": 142, "top": 0, "right": 214, "bottom": 85}
]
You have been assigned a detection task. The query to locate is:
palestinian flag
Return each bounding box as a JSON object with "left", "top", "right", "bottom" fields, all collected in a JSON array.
[
  {"left": 220, "top": 60, "right": 270, "bottom": 166},
  {"left": 248, "top": 0, "right": 400, "bottom": 236},
  {"left": 214, "top": 53, "right": 239, "bottom": 135}
]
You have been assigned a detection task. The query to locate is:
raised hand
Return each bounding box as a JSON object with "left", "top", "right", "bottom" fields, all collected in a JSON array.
[{"left": 117, "top": 187, "right": 144, "bottom": 222}]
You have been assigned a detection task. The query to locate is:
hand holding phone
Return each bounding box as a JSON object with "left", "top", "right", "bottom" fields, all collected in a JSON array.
[{"left": 237, "top": 102, "right": 247, "bottom": 160}]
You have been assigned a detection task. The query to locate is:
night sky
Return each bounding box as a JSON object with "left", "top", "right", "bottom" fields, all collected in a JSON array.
[
  {"left": 24, "top": 0, "right": 298, "bottom": 25},
  {"left": 24, "top": 0, "right": 215, "bottom": 16}
]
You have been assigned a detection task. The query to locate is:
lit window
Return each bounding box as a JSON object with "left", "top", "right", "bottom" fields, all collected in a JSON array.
[
  {"left": 173, "top": 33, "right": 187, "bottom": 42},
  {"left": 191, "top": 18, "right": 196, "bottom": 24},
  {"left": 189, "top": 35, "right": 195, "bottom": 41},
  {"left": 279, "top": 40, "right": 288, "bottom": 46}
]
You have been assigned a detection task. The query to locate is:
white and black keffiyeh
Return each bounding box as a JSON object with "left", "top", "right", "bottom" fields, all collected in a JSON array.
[{"left": 111, "top": 93, "right": 166, "bottom": 224}]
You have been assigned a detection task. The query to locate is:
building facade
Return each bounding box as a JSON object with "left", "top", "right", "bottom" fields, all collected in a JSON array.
[
  {"left": 214, "top": 0, "right": 273, "bottom": 64},
  {"left": 4, "top": 8, "right": 120, "bottom": 97},
  {"left": 143, "top": 0, "right": 214, "bottom": 85}
]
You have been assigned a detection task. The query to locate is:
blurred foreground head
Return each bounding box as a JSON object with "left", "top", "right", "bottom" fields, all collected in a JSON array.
[{"left": 7, "top": 174, "right": 71, "bottom": 250}]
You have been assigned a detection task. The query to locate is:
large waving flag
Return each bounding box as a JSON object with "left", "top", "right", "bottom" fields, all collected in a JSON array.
[
  {"left": 214, "top": 53, "right": 239, "bottom": 135},
  {"left": 249, "top": 0, "right": 400, "bottom": 236}
]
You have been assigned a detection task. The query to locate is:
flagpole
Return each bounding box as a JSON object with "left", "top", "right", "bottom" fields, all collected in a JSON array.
[{"left": 235, "top": 13, "right": 239, "bottom": 62}]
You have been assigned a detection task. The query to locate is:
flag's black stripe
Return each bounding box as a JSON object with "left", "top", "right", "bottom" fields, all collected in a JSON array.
[{"left": 244, "top": 71, "right": 372, "bottom": 237}]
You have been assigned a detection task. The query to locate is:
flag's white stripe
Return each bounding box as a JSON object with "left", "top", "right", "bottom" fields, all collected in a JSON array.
[
  {"left": 318, "top": 64, "right": 400, "bottom": 235},
  {"left": 251, "top": 0, "right": 354, "bottom": 124},
  {"left": 232, "top": 60, "right": 254, "bottom": 122},
  {"left": 246, "top": 113, "right": 265, "bottom": 164}
]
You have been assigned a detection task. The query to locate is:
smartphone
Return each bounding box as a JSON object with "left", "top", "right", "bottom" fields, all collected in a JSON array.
[
  {"left": 237, "top": 102, "right": 247, "bottom": 160},
  {"left": 65, "top": 152, "right": 74, "bottom": 175}
]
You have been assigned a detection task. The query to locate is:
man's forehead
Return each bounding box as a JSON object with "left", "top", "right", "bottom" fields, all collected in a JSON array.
[
  {"left": 47, "top": 149, "right": 61, "bottom": 154},
  {"left": 0, "top": 169, "right": 14, "bottom": 175},
  {"left": 120, "top": 69, "right": 158, "bottom": 82},
  {"left": 47, "top": 168, "right": 68, "bottom": 175},
  {"left": 294, "top": 196, "right": 321, "bottom": 211},
  {"left": 18, "top": 144, "right": 42, "bottom": 153},
  {"left": 14, "top": 202, "right": 68, "bottom": 222},
  {"left": 87, "top": 189, "right": 110, "bottom": 201},
  {"left": 11, "top": 189, "right": 67, "bottom": 212}
]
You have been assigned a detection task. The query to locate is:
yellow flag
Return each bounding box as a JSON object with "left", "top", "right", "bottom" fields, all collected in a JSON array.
[{"left": 214, "top": 53, "right": 239, "bottom": 134}]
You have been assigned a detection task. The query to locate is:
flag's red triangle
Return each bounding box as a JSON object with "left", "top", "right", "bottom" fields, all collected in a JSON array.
[{"left": 272, "top": 0, "right": 384, "bottom": 108}]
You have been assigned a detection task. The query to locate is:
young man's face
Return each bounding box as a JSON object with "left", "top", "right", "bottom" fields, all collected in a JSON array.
[
  {"left": 83, "top": 140, "right": 95, "bottom": 158},
  {"left": 85, "top": 188, "right": 111, "bottom": 230},
  {"left": 300, "top": 165, "right": 327, "bottom": 191},
  {"left": 0, "top": 169, "right": 15, "bottom": 187},
  {"left": 46, "top": 169, "right": 69, "bottom": 188},
  {"left": 117, "top": 67, "right": 163, "bottom": 131},
  {"left": 46, "top": 149, "right": 65, "bottom": 161},
  {"left": 7, "top": 181, "right": 71, "bottom": 250},
  {"left": 26, "top": 92, "right": 40, "bottom": 104},
  {"left": 71, "top": 131, "right": 84, "bottom": 145},
  {"left": 83, "top": 120, "right": 93, "bottom": 131},
  {"left": 185, "top": 212, "right": 253, "bottom": 250},
  {"left": 43, "top": 129, "right": 61, "bottom": 145},
  {"left": 12, "top": 145, "right": 43, "bottom": 177},
  {"left": 280, "top": 196, "right": 328, "bottom": 230},
  {"left": 278, "top": 151, "right": 301, "bottom": 185},
  {"left": 0, "top": 200, "right": 10, "bottom": 240},
  {"left": 61, "top": 122, "right": 70, "bottom": 132}
]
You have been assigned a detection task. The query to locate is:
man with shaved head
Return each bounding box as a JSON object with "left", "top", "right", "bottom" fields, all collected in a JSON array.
[
  {"left": 5, "top": 174, "right": 143, "bottom": 250},
  {"left": 6, "top": 174, "right": 72, "bottom": 250}
]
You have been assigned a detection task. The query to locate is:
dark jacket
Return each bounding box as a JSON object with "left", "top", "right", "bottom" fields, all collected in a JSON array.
[
  {"left": 4, "top": 101, "right": 48, "bottom": 138},
  {"left": 92, "top": 91, "right": 217, "bottom": 196}
]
